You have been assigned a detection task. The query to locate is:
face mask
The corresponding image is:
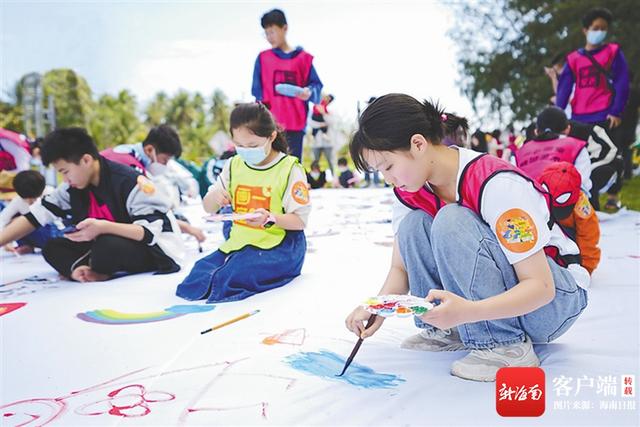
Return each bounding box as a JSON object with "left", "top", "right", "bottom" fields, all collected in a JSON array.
[
  {"left": 236, "top": 144, "right": 269, "bottom": 166},
  {"left": 310, "top": 171, "right": 320, "bottom": 179},
  {"left": 338, "top": 166, "right": 348, "bottom": 173},
  {"left": 148, "top": 161, "right": 168, "bottom": 176},
  {"left": 586, "top": 30, "right": 607, "bottom": 45}
]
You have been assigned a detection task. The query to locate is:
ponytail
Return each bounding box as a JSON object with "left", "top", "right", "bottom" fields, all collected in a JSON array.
[
  {"left": 349, "top": 94, "right": 469, "bottom": 171},
  {"left": 421, "top": 99, "right": 469, "bottom": 141}
]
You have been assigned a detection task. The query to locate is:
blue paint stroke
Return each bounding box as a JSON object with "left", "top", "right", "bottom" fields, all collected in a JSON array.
[
  {"left": 165, "top": 305, "right": 215, "bottom": 314},
  {"left": 284, "top": 350, "right": 405, "bottom": 389}
]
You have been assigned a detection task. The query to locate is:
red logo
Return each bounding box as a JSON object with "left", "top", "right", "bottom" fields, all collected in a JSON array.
[{"left": 496, "top": 367, "right": 545, "bottom": 417}]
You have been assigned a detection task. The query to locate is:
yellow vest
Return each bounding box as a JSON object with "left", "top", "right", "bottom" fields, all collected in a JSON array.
[{"left": 218, "top": 154, "right": 299, "bottom": 254}]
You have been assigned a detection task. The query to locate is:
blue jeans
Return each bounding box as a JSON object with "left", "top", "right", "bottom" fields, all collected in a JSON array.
[
  {"left": 220, "top": 205, "right": 233, "bottom": 241},
  {"left": 176, "top": 231, "right": 306, "bottom": 303},
  {"left": 397, "top": 205, "right": 588, "bottom": 348},
  {"left": 17, "top": 223, "right": 63, "bottom": 248}
]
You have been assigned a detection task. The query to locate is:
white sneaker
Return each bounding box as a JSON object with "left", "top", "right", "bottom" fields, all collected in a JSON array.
[
  {"left": 400, "top": 327, "right": 467, "bottom": 352},
  {"left": 450, "top": 336, "right": 540, "bottom": 382}
]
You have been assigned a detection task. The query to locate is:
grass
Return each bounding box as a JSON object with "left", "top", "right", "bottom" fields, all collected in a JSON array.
[{"left": 600, "top": 173, "right": 640, "bottom": 211}]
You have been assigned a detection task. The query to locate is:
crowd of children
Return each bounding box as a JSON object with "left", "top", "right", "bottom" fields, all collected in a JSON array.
[{"left": 0, "top": 6, "right": 637, "bottom": 384}]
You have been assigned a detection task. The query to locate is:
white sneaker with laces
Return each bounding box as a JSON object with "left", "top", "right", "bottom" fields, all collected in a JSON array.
[
  {"left": 450, "top": 336, "right": 540, "bottom": 382},
  {"left": 400, "top": 327, "right": 467, "bottom": 352}
]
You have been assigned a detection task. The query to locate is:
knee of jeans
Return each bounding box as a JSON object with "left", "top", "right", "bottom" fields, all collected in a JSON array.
[
  {"left": 431, "top": 204, "right": 476, "bottom": 241},
  {"left": 397, "top": 209, "right": 432, "bottom": 243}
]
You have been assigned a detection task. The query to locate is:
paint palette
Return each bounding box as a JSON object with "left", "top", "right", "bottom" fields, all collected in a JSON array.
[
  {"left": 362, "top": 294, "right": 434, "bottom": 317},
  {"left": 204, "top": 212, "right": 262, "bottom": 222}
]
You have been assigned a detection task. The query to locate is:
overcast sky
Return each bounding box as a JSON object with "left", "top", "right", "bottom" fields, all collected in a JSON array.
[{"left": 1, "top": 0, "right": 477, "bottom": 126}]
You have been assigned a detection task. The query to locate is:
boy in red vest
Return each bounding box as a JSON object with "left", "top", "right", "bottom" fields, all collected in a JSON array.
[
  {"left": 555, "top": 7, "right": 630, "bottom": 211},
  {"left": 252, "top": 8, "right": 323, "bottom": 161},
  {"left": 515, "top": 107, "right": 592, "bottom": 195}
]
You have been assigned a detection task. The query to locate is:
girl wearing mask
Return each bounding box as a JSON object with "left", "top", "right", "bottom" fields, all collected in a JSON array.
[{"left": 176, "top": 103, "right": 310, "bottom": 303}]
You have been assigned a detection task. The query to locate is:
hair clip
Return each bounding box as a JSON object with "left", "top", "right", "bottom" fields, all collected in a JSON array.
[{"left": 440, "top": 113, "right": 448, "bottom": 122}]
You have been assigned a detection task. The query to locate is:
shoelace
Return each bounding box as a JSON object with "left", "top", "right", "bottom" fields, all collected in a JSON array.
[{"left": 422, "top": 328, "right": 452, "bottom": 338}]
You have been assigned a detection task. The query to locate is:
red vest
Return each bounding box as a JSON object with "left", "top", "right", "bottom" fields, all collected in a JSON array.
[
  {"left": 567, "top": 43, "right": 619, "bottom": 115},
  {"left": 259, "top": 49, "right": 313, "bottom": 131},
  {"left": 394, "top": 154, "right": 577, "bottom": 267},
  {"left": 100, "top": 148, "right": 146, "bottom": 175},
  {"left": 514, "top": 137, "right": 586, "bottom": 181}
]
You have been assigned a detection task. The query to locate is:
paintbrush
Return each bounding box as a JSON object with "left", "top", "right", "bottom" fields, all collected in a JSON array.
[{"left": 337, "top": 313, "right": 377, "bottom": 377}]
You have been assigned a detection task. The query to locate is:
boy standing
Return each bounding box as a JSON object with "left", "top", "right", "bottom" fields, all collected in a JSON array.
[{"left": 252, "top": 8, "right": 323, "bottom": 161}]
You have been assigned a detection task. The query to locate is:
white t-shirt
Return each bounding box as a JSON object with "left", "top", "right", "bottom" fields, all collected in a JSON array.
[
  {"left": 0, "top": 197, "right": 31, "bottom": 228},
  {"left": 392, "top": 147, "right": 589, "bottom": 289},
  {"left": 210, "top": 152, "right": 311, "bottom": 226},
  {"left": 0, "top": 186, "right": 54, "bottom": 228}
]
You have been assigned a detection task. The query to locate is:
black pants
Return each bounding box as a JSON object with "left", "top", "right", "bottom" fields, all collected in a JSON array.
[
  {"left": 42, "top": 235, "right": 157, "bottom": 278},
  {"left": 590, "top": 159, "right": 623, "bottom": 211}
]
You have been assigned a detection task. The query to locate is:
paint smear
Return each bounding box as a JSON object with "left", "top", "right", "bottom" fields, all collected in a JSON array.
[
  {"left": 0, "top": 302, "right": 26, "bottom": 317},
  {"left": 77, "top": 305, "right": 214, "bottom": 325},
  {"left": 284, "top": 350, "right": 405, "bottom": 389},
  {"left": 262, "top": 329, "right": 306, "bottom": 346}
]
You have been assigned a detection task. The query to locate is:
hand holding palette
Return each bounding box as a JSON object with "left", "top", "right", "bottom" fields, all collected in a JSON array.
[
  {"left": 204, "top": 212, "right": 262, "bottom": 222},
  {"left": 362, "top": 294, "right": 434, "bottom": 317}
]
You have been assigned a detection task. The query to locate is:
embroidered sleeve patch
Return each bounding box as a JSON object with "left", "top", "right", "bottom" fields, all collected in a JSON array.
[
  {"left": 575, "top": 193, "right": 593, "bottom": 219},
  {"left": 291, "top": 181, "right": 310, "bottom": 205},
  {"left": 496, "top": 208, "right": 538, "bottom": 253}
]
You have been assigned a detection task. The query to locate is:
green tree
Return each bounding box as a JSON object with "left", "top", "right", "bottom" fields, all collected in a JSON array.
[
  {"left": 449, "top": 0, "right": 638, "bottom": 123},
  {"left": 164, "top": 90, "right": 214, "bottom": 162},
  {"left": 211, "top": 88, "right": 230, "bottom": 132},
  {"left": 0, "top": 101, "right": 24, "bottom": 133},
  {"left": 88, "top": 90, "right": 146, "bottom": 149},
  {"left": 41, "top": 69, "right": 95, "bottom": 128},
  {"left": 144, "top": 91, "right": 170, "bottom": 126}
]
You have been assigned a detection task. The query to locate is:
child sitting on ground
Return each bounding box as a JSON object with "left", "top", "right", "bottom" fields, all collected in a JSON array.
[
  {"left": 176, "top": 103, "right": 311, "bottom": 303},
  {"left": 0, "top": 170, "right": 62, "bottom": 254}
]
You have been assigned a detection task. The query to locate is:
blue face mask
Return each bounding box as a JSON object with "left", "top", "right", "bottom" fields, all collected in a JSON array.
[
  {"left": 587, "top": 30, "right": 607, "bottom": 45},
  {"left": 236, "top": 144, "right": 269, "bottom": 165}
]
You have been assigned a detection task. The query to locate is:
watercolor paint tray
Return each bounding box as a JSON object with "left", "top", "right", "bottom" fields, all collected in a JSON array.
[
  {"left": 362, "top": 294, "right": 434, "bottom": 317},
  {"left": 204, "top": 212, "right": 262, "bottom": 222}
]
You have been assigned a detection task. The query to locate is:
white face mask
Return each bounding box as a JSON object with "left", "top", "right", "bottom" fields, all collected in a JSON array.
[
  {"left": 586, "top": 30, "right": 607, "bottom": 45},
  {"left": 310, "top": 171, "right": 320, "bottom": 179},
  {"left": 148, "top": 161, "right": 168, "bottom": 176},
  {"left": 147, "top": 148, "right": 169, "bottom": 176}
]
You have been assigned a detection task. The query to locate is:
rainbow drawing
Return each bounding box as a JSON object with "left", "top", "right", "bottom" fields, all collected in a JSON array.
[{"left": 77, "top": 304, "right": 215, "bottom": 325}]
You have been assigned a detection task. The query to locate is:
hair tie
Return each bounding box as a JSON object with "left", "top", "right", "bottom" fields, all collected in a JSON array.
[{"left": 440, "top": 113, "right": 448, "bottom": 122}]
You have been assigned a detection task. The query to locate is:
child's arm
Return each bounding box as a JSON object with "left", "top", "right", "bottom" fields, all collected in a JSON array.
[
  {"left": 63, "top": 218, "right": 144, "bottom": 242},
  {"left": 346, "top": 239, "right": 409, "bottom": 338},
  {"left": 305, "top": 64, "right": 323, "bottom": 104},
  {"left": 573, "top": 198, "right": 601, "bottom": 275},
  {"left": 0, "top": 216, "right": 36, "bottom": 247},
  {"left": 555, "top": 63, "right": 574, "bottom": 110},
  {"left": 251, "top": 56, "right": 263, "bottom": 101},
  {"left": 420, "top": 249, "right": 555, "bottom": 330},
  {"left": 243, "top": 208, "right": 305, "bottom": 230},
  {"left": 203, "top": 186, "right": 231, "bottom": 214},
  {"left": 203, "top": 162, "right": 232, "bottom": 213}
]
